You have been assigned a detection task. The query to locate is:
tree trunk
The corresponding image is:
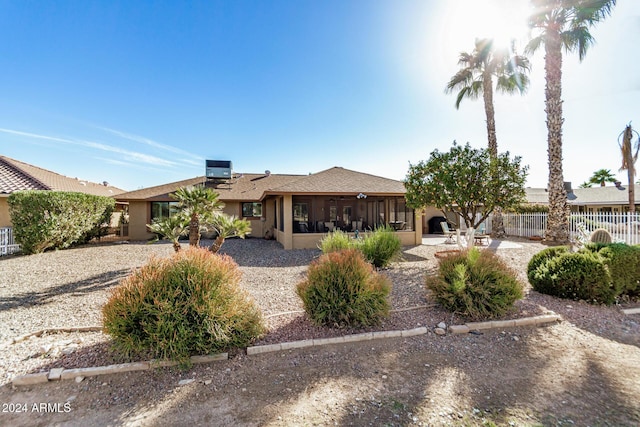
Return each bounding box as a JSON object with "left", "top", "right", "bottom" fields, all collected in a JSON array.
[
  {"left": 189, "top": 213, "right": 200, "bottom": 247},
  {"left": 210, "top": 236, "right": 225, "bottom": 254},
  {"left": 622, "top": 125, "right": 636, "bottom": 214},
  {"left": 543, "top": 27, "right": 570, "bottom": 244},
  {"left": 173, "top": 241, "right": 181, "bottom": 252},
  {"left": 483, "top": 72, "right": 505, "bottom": 238}
]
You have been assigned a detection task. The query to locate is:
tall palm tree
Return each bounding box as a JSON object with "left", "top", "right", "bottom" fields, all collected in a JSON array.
[
  {"left": 171, "top": 185, "right": 224, "bottom": 247},
  {"left": 526, "top": 0, "right": 616, "bottom": 244},
  {"left": 619, "top": 124, "right": 640, "bottom": 213},
  {"left": 589, "top": 168, "right": 616, "bottom": 187},
  {"left": 446, "top": 38, "right": 530, "bottom": 238}
]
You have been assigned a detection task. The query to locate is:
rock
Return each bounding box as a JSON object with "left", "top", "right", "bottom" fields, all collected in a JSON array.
[
  {"left": 437, "top": 322, "right": 447, "bottom": 329},
  {"left": 75, "top": 376, "right": 85, "bottom": 383},
  {"left": 204, "top": 380, "right": 212, "bottom": 386},
  {"left": 435, "top": 328, "right": 446, "bottom": 336},
  {"left": 39, "top": 344, "right": 52, "bottom": 355},
  {"left": 178, "top": 379, "right": 195, "bottom": 386}
]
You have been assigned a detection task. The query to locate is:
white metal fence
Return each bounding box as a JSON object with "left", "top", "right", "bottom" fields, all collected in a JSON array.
[
  {"left": 495, "top": 212, "right": 640, "bottom": 245},
  {"left": 0, "top": 227, "right": 20, "bottom": 256}
]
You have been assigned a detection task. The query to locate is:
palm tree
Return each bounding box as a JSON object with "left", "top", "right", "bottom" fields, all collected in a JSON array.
[
  {"left": 446, "top": 38, "right": 530, "bottom": 238},
  {"left": 588, "top": 168, "right": 616, "bottom": 187},
  {"left": 618, "top": 124, "right": 640, "bottom": 213},
  {"left": 147, "top": 214, "right": 189, "bottom": 252},
  {"left": 208, "top": 214, "right": 251, "bottom": 254},
  {"left": 526, "top": 0, "right": 616, "bottom": 244},
  {"left": 171, "top": 185, "right": 224, "bottom": 247}
]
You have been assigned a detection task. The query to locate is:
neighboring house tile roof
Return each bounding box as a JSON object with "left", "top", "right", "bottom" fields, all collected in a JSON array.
[
  {"left": 0, "top": 156, "right": 125, "bottom": 197},
  {"left": 525, "top": 184, "right": 640, "bottom": 205},
  {"left": 115, "top": 167, "right": 407, "bottom": 202}
]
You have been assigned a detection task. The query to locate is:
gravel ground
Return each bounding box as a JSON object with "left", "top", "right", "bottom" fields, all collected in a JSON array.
[{"left": 0, "top": 236, "right": 638, "bottom": 387}]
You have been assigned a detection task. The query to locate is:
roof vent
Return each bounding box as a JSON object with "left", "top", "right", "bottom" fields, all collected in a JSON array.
[
  {"left": 206, "top": 160, "right": 232, "bottom": 179},
  {"left": 265, "top": 170, "right": 271, "bottom": 177},
  {"left": 563, "top": 181, "right": 573, "bottom": 193}
]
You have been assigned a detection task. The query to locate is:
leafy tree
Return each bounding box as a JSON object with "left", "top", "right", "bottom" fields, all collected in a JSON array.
[
  {"left": 208, "top": 214, "right": 251, "bottom": 253},
  {"left": 446, "top": 38, "right": 530, "bottom": 238},
  {"left": 171, "top": 186, "right": 224, "bottom": 247},
  {"left": 526, "top": 0, "right": 616, "bottom": 244},
  {"left": 404, "top": 142, "right": 528, "bottom": 229},
  {"left": 588, "top": 168, "right": 617, "bottom": 187},
  {"left": 147, "top": 214, "right": 189, "bottom": 252},
  {"left": 618, "top": 124, "right": 640, "bottom": 213}
]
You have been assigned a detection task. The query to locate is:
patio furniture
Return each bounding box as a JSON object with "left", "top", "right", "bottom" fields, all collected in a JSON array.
[
  {"left": 473, "top": 223, "right": 489, "bottom": 245},
  {"left": 440, "top": 222, "right": 456, "bottom": 244}
]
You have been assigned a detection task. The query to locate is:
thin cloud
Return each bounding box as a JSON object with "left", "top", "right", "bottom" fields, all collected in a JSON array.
[
  {"left": 99, "top": 126, "right": 203, "bottom": 161},
  {"left": 0, "top": 127, "right": 177, "bottom": 167}
]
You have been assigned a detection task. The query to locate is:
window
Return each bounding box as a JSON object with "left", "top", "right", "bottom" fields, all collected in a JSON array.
[
  {"left": 389, "top": 198, "right": 414, "bottom": 231},
  {"left": 242, "top": 202, "right": 262, "bottom": 218},
  {"left": 150, "top": 202, "right": 180, "bottom": 221}
]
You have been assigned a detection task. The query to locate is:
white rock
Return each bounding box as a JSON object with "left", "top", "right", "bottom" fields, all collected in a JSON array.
[
  {"left": 75, "top": 376, "right": 85, "bottom": 383},
  {"left": 204, "top": 380, "right": 212, "bottom": 386},
  {"left": 39, "top": 344, "right": 52, "bottom": 354},
  {"left": 178, "top": 379, "right": 195, "bottom": 386},
  {"left": 435, "top": 328, "right": 446, "bottom": 336},
  {"left": 437, "top": 322, "right": 447, "bottom": 329}
]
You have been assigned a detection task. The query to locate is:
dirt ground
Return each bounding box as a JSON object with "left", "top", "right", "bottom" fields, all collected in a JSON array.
[{"left": 1, "top": 318, "right": 639, "bottom": 426}]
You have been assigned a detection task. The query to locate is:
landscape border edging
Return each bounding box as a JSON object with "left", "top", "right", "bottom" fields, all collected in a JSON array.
[{"left": 11, "top": 313, "right": 562, "bottom": 386}]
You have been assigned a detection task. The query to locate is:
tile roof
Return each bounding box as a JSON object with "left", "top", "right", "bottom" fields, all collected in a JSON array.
[
  {"left": 115, "top": 167, "right": 407, "bottom": 202},
  {"left": 268, "top": 167, "right": 406, "bottom": 195},
  {"left": 116, "top": 173, "right": 305, "bottom": 201},
  {"left": 0, "top": 156, "right": 125, "bottom": 197},
  {"left": 525, "top": 184, "right": 640, "bottom": 205}
]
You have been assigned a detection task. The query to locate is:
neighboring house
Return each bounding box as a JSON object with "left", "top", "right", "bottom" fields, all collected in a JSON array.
[
  {"left": 116, "top": 166, "right": 423, "bottom": 250},
  {"left": 0, "top": 155, "right": 125, "bottom": 227},
  {"left": 525, "top": 182, "right": 640, "bottom": 213}
]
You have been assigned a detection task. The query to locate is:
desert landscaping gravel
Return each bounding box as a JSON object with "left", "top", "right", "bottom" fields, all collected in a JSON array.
[{"left": 1, "top": 237, "right": 639, "bottom": 426}]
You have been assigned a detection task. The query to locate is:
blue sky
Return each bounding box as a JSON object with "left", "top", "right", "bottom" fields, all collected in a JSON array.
[{"left": 1, "top": 0, "right": 638, "bottom": 191}]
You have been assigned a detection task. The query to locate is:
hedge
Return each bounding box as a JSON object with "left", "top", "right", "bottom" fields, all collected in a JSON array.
[{"left": 8, "top": 191, "right": 115, "bottom": 254}]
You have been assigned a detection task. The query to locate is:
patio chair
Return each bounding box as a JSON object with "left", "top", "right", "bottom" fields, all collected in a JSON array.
[
  {"left": 440, "top": 222, "right": 456, "bottom": 244},
  {"left": 473, "top": 223, "right": 490, "bottom": 245}
]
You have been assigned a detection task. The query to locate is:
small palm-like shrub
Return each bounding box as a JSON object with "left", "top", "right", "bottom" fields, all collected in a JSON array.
[
  {"left": 427, "top": 248, "right": 523, "bottom": 319},
  {"left": 103, "top": 247, "right": 265, "bottom": 366},
  {"left": 296, "top": 249, "right": 391, "bottom": 328},
  {"left": 360, "top": 226, "right": 402, "bottom": 268},
  {"left": 318, "top": 229, "right": 357, "bottom": 254}
]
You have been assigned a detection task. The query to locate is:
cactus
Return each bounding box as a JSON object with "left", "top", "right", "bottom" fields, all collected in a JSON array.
[{"left": 589, "top": 228, "right": 612, "bottom": 244}]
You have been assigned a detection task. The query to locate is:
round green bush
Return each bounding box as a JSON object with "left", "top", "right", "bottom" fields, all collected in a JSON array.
[
  {"left": 526, "top": 246, "right": 570, "bottom": 289},
  {"left": 296, "top": 249, "right": 391, "bottom": 328},
  {"left": 360, "top": 226, "right": 402, "bottom": 268},
  {"left": 102, "top": 247, "right": 265, "bottom": 365},
  {"left": 528, "top": 250, "right": 615, "bottom": 304},
  {"left": 583, "top": 243, "right": 640, "bottom": 296},
  {"left": 427, "top": 248, "right": 523, "bottom": 320}
]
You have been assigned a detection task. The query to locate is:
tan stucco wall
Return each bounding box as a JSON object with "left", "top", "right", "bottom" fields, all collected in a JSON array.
[
  {"left": 0, "top": 198, "right": 11, "bottom": 228},
  {"left": 128, "top": 201, "right": 154, "bottom": 241}
]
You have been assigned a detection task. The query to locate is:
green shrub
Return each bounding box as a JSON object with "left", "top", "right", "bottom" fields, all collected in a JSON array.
[
  {"left": 8, "top": 191, "right": 115, "bottom": 254},
  {"left": 102, "top": 247, "right": 265, "bottom": 366},
  {"left": 296, "top": 249, "right": 391, "bottom": 328},
  {"left": 360, "top": 226, "right": 402, "bottom": 268},
  {"left": 427, "top": 248, "right": 523, "bottom": 320},
  {"left": 526, "top": 246, "right": 570, "bottom": 289},
  {"left": 318, "top": 229, "right": 358, "bottom": 254},
  {"left": 528, "top": 250, "right": 615, "bottom": 304},
  {"left": 583, "top": 243, "right": 640, "bottom": 296}
]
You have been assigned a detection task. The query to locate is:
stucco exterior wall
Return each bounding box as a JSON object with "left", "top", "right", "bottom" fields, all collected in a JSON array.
[
  {"left": 0, "top": 198, "right": 11, "bottom": 228},
  {"left": 128, "top": 201, "right": 154, "bottom": 241}
]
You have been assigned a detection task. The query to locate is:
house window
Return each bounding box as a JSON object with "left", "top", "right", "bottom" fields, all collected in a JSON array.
[
  {"left": 242, "top": 202, "right": 262, "bottom": 218},
  {"left": 150, "top": 202, "right": 180, "bottom": 221}
]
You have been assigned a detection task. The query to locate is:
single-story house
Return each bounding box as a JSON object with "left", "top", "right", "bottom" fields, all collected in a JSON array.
[
  {"left": 115, "top": 166, "right": 424, "bottom": 250},
  {"left": 525, "top": 181, "right": 640, "bottom": 213},
  {"left": 0, "top": 155, "right": 125, "bottom": 228}
]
